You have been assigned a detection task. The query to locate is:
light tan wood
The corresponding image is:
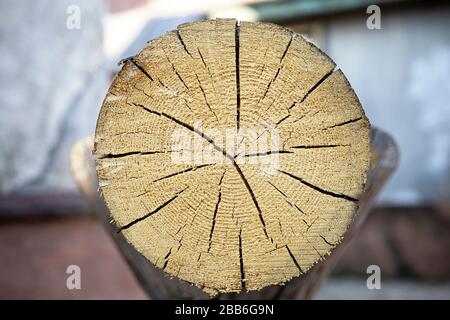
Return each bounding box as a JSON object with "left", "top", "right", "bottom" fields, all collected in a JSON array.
[{"left": 94, "top": 19, "right": 370, "bottom": 295}]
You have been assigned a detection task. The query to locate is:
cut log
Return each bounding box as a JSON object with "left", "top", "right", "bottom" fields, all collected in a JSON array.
[{"left": 94, "top": 19, "right": 370, "bottom": 295}]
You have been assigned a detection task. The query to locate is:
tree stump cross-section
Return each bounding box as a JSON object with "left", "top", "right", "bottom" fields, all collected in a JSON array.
[{"left": 94, "top": 19, "right": 370, "bottom": 296}]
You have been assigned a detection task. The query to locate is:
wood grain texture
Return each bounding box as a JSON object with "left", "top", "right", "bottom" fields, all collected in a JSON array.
[{"left": 94, "top": 19, "right": 370, "bottom": 295}]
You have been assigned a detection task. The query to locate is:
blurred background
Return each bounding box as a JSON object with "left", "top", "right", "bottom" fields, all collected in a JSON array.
[{"left": 0, "top": 0, "right": 449, "bottom": 299}]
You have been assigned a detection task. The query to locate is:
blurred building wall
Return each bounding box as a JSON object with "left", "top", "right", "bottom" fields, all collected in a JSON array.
[
  {"left": 323, "top": 5, "right": 450, "bottom": 205},
  {"left": 0, "top": 0, "right": 109, "bottom": 195},
  {"left": 1, "top": 1, "right": 449, "bottom": 209}
]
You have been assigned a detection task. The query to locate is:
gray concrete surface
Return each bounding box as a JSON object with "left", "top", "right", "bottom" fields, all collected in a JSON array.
[{"left": 315, "top": 277, "right": 450, "bottom": 300}]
